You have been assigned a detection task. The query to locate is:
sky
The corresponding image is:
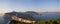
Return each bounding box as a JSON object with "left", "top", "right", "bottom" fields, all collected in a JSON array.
[{"left": 0, "top": 0, "right": 60, "bottom": 14}]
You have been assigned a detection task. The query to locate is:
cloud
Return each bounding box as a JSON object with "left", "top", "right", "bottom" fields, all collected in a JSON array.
[
  {"left": 14, "top": 8, "right": 60, "bottom": 12},
  {"left": 17, "top": 8, "right": 47, "bottom": 12},
  {"left": 0, "top": 8, "right": 59, "bottom": 14},
  {"left": 0, "top": 9, "right": 8, "bottom": 14},
  {"left": 47, "top": 8, "right": 60, "bottom": 12}
]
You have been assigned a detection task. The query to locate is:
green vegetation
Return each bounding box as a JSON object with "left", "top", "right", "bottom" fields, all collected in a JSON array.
[
  {"left": 9, "top": 18, "right": 60, "bottom": 24},
  {"left": 36, "top": 18, "right": 60, "bottom": 24}
]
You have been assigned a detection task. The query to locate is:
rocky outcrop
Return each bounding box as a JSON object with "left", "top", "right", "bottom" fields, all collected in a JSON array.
[{"left": 3, "top": 11, "right": 36, "bottom": 24}]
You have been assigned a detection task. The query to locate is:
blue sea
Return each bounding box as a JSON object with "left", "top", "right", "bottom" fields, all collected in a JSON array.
[
  {"left": 0, "top": 12, "right": 60, "bottom": 24},
  {"left": 33, "top": 12, "right": 60, "bottom": 20}
]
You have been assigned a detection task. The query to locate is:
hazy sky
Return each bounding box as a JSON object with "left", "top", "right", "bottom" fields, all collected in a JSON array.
[{"left": 0, "top": 0, "right": 60, "bottom": 14}]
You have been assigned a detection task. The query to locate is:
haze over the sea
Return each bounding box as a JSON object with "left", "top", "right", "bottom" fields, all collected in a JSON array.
[{"left": 0, "top": 0, "right": 60, "bottom": 14}]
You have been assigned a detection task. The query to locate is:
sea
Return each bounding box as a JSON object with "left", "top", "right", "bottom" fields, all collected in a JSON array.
[
  {"left": 0, "top": 12, "right": 60, "bottom": 24},
  {"left": 33, "top": 12, "right": 60, "bottom": 20}
]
